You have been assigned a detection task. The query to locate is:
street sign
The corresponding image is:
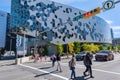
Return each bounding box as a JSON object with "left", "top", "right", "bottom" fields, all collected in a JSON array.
[{"left": 102, "top": 0, "right": 115, "bottom": 11}]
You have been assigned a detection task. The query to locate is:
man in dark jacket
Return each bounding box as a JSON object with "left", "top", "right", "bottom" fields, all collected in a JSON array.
[
  {"left": 56, "top": 53, "right": 62, "bottom": 72},
  {"left": 83, "top": 52, "right": 94, "bottom": 78}
]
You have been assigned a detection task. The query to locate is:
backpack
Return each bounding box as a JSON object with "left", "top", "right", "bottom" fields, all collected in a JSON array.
[{"left": 68, "top": 60, "right": 72, "bottom": 70}]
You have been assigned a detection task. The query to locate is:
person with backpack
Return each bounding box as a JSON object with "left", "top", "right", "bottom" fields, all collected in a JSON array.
[
  {"left": 69, "top": 55, "right": 76, "bottom": 79},
  {"left": 83, "top": 52, "right": 94, "bottom": 78}
]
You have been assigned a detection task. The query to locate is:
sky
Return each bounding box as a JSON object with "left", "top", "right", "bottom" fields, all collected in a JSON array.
[{"left": 0, "top": 0, "right": 120, "bottom": 38}]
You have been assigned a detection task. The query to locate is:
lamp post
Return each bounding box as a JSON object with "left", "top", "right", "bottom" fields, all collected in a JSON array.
[
  {"left": 8, "top": 28, "right": 12, "bottom": 55},
  {"left": 34, "top": 21, "right": 39, "bottom": 54},
  {"left": 8, "top": 34, "right": 13, "bottom": 55},
  {"left": 23, "top": 31, "right": 26, "bottom": 57}
]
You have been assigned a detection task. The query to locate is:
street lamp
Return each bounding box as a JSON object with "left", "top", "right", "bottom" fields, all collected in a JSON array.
[
  {"left": 23, "top": 32, "right": 25, "bottom": 57},
  {"left": 34, "top": 21, "right": 39, "bottom": 54}
]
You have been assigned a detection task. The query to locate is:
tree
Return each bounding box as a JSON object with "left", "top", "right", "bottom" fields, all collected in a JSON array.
[
  {"left": 94, "top": 45, "right": 99, "bottom": 52},
  {"left": 73, "top": 41, "right": 80, "bottom": 54},
  {"left": 82, "top": 43, "right": 90, "bottom": 51},
  {"left": 68, "top": 42, "right": 74, "bottom": 54},
  {"left": 82, "top": 43, "right": 99, "bottom": 53},
  {"left": 0, "top": 48, "right": 5, "bottom": 55},
  {"left": 117, "top": 45, "right": 120, "bottom": 51},
  {"left": 57, "top": 42, "right": 63, "bottom": 54},
  {"left": 43, "top": 45, "right": 48, "bottom": 56},
  {"left": 107, "top": 45, "right": 112, "bottom": 50},
  {"left": 89, "top": 44, "right": 99, "bottom": 53},
  {"left": 99, "top": 44, "right": 105, "bottom": 50}
]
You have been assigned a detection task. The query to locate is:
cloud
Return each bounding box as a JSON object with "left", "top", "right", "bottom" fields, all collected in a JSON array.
[
  {"left": 106, "top": 20, "right": 113, "bottom": 25},
  {"left": 111, "top": 26, "right": 120, "bottom": 30},
  {"left": 51, "top": 0, "right": 86, "bottom": 4}
]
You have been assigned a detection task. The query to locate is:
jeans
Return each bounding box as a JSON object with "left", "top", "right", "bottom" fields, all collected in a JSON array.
[
  {"left": 52, "top": 60, "right": 55, "bottom": 67},
  {"left": 84, "top": 65, "right": 92, "bottom": 76},
  {"left": 71, "top": 67, "right": 76, "bottom": 78}
]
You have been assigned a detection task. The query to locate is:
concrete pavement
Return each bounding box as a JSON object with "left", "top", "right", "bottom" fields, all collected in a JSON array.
[{"left": 0, "top": 54, "right": 120, "bottom": 80}]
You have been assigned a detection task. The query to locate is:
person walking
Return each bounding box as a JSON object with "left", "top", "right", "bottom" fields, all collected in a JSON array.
[
  {"left": 51, "top": 54, "right": 56, "bottom": 67},
  {"left": 56, "top": 53, "right": 62, "bottom": 72},
  {"left": 69, "top": 55, "right": 76, "bottom": 79},
  {"left": 83, "top": 52, "right": 94, "bottom": 78}
]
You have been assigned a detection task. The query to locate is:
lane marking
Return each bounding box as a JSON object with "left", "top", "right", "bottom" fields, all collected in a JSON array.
[
  {"left": 19, "top": 64, "right": 69, "bottom": 80},
  {"left": 92, "top": 68, "right": 120, "bottom": 75},
  {"left": 60, "top": 62, "right": 120, "bottom": 75}
]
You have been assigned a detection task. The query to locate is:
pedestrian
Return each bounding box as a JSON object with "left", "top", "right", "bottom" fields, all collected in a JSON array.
[
  {"left": 69, "top": 55, "right": 76, "bottom": 79},
  {"left": 44, "top": 55, "right": 47, "bottom": 61},
  {"left": 51, "top": 54, "right": 56, "bottom": 67},
  {"left": 34, "top": 53, "right": 39, "bottom": 63},
  {"left": 83, "top": 52, "right": 94, "bottom": 78},
  {"left": 56, "top": 52, "right": 62, "bottom": 72},
  {"left": 39, "top": 55, "right": 42, "bottom": 61}
]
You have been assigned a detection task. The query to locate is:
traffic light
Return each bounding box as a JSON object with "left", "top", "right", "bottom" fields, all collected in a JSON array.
[
  {"left": 83, "top": 12, "right": 91, "bottom": 19},
  {"left": 83, "top": 7, "right": 101, "bottom": 19},
  {"left": 92, "top": 7, "right": 101, "bottom": 15}
]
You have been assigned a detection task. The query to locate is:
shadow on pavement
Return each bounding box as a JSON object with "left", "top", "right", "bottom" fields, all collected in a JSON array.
[
  {"left": 74, "top": 76, "right": 85, "bottom": 80},
  {"left": 85, "top": 76, "right": 94, "bottom": 80},
  {"left": 0, "top": 63, "right": 15, "bottom": 67},
  {"left": 93, "top": 60, "right": 106, "bottom": 62},
  {"left": 34, "top": 70, "right": 61, "bottom": 77},
  {"left": 39, "top": 66, "right": 52, "bottom": 69}
]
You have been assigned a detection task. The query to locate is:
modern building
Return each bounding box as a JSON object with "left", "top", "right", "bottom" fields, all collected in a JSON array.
[
  {"left": 11, "top": 0, "right": 112, "bottom": 55},
  {"left": 0, "top": 10, "right": 8, "bottom": 48},
  {"left": 112, "top": 38, "right": 120, "bottom": 46},
  {"left": 0, "top": 10, "right": 16, "bottom": 51}
]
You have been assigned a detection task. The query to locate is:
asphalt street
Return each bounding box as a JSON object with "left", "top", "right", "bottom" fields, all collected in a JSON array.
[{"left": 0, "top": 53, "right": 120, "bottom": 80}]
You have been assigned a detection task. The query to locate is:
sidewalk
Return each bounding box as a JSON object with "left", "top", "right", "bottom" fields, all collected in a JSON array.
[
  {"left": 27, "top": 55, "right": 72, "bottom": 63},
  {"left": 0, "top": 62, "right": 48, "bottom": 80},
  {"left": 0, "top": 59, "right": 15, "bottom": 66}
]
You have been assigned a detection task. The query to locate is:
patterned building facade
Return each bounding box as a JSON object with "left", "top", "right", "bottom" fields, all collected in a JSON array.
[
  {"left": 11, "top": 0, "right": 112, "bottom": 54},
  {"left": 11, "top": 0, "right": 112, "bottom": 44}
]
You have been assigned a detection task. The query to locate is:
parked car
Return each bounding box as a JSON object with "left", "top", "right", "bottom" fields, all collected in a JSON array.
[
  {"left": 95, "top": 50, "right": 114, "bottom": 61},
  {"left": 76, "top": 51, "right": 93, "bottom": 61}
]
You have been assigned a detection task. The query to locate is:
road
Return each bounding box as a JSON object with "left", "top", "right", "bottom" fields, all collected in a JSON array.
[{"left": 0, "top": 53, "right": 120, "bottom": 80}]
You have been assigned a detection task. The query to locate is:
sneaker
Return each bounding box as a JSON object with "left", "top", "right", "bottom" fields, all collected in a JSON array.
[
  {"left": 83, "top": 72, "right": 87, "bottom": 76},
  {"left": 90, "top": 76, "right": 94, "bottom": 78}
]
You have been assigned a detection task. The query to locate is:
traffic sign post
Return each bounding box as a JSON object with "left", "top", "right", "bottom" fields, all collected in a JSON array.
[
  {"left": 73, "top": 14, "right": 83, "bottom": 21},
  {"left": 102, "top": 0, "right": 115, "bottom": 11},
  {"left": 72, "top": 0, "right": 120, "bottom": 21}
]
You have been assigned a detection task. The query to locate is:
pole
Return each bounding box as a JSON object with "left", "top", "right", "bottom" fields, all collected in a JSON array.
[
  {"left": 34, "top": 21, "right": 38, "bottom": 54},
  {"left": 115, "top": 0, "right": 120, "bottom": 4},
  {"left": 10, "top": 38, "right": 12, "bottom": 55},
  {"left": 15, "top": 27, "right": 18, "bottom": 64},
  {"left": 23, "top": 32, "right": 25, "bottom": 57}
]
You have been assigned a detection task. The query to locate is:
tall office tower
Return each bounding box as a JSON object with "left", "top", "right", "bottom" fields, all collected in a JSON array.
[{"left": 0, "top": 10, "right": 9, "bottom": 48}]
